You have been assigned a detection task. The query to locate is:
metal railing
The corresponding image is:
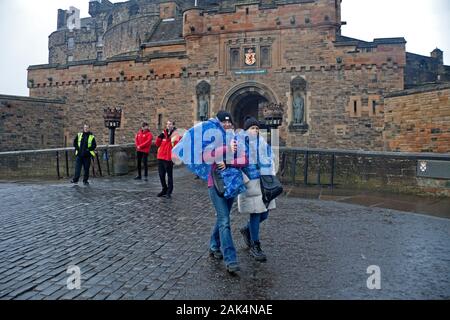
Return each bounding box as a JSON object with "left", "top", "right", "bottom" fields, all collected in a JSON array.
[
  {"left": 0, "top": 144, "right": 136, "bottom": 180},
  {"left": 278, "top": 147, "right": 450, "bottom": 188}
]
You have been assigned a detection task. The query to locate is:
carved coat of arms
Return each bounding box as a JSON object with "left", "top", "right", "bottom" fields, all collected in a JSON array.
[
  {"left": 245, "top": 48, "right": 256, "bottom": 66},
  {"left": 419, "top": 161, "right": 428, "bottom": 173}
]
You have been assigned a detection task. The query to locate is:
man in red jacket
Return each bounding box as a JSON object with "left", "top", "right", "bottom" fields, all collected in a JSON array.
[
  {"left": 155, "top": 119, "right": 181, "bottom": 198},
  {"left": 134, "top": 122, "right": 153, "bottom": 181}
]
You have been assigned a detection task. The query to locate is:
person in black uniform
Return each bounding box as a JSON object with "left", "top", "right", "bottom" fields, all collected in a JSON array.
[{"left": 71, "top": 124, "right": 97, "bottom": 185}]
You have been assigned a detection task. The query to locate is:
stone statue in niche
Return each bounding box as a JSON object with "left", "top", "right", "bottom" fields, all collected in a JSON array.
[
  {"left": 198, "top": 94, "right": 209, "bottom": 121},
  {"left": 196, "top": 81, "right": 211, "bottom": 121},
  {"left": 292, "top": 91, "right": 304, "bottom": 124},
  {"left": 291, "top": 77, "right": 308, "bottom": 128}
]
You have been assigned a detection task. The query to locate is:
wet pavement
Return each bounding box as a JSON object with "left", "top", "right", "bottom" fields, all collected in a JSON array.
[
  {"left": 0, "top": 168, "right": 449, "bottom": 300},
  {"left": 285, "top": 186, "right": 450, "bottom": 219}
]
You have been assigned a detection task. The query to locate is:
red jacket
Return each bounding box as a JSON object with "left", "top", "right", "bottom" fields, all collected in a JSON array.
[
  {"left": 155, "top": 128, "right": 181, "bottom": 161},
  {"left": 135, "top": 129, "right": 153, "bottom": 154}
]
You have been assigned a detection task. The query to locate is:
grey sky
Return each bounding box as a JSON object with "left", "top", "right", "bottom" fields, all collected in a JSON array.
[{"left": 0, "top": 0, "right": 449, "bottom": 96}]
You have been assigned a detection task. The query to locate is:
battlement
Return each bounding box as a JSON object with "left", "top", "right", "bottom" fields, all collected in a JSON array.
[
  {"left": 88, "top": 0, "right": 114, "bottom": 17},
  {"left": 48, "top": 0, "right": 342, "bottom": 65}
]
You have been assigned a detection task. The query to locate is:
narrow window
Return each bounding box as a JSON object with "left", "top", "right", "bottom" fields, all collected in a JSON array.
[
  {"left": 158, "top": 114, "right": 163, "bottom": 130},
  {"left": 372, "top": 101, "right": 376, "bottom": 115},
  {"left": 353, "top": 101, "right": 357, "bottom": 114},
  {"left": 230, "top": 48, "right": 240, "bottom": 69},
  {"left": 68, "top": 38, "right": 75, "bottom": 50},
  {"left": 261, "top": 46, "right": 271, "bottom": 67}
]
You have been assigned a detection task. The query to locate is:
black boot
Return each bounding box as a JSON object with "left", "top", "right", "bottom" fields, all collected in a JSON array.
[
  {"left": 226, "top": 263, "right": 240, "bottom": 274},
  {"left": 240, "top": 226, "right": 251, "bottom": 248},
  {"left": 157, "top": 189, "right": 167, "bottom": 197},
  {"left": 209, "top": 248, "right": 223, "bottom": 260},
  {"left": 250, "top": 242, "right": 267, "bottom": 262}
]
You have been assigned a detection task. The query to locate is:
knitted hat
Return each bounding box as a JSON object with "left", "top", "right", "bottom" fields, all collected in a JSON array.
[
  {"left": 216, "top": 110, "right": 233, "bottom": 124},
  {"left": 243, "top": 116, "right": 260, "bottom": 131}
]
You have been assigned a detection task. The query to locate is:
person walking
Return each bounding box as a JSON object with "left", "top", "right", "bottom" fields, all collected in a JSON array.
[
  {"left": 134, "top": 122, "right": 153, "bottom": 181},
  {"left": 71, "top": 124, "right": 97, "bottom": 185},
  {"left": 155, "top": 120, "right": 180, "bottom": 198},
  {"left": 203, "top": 111, "right": 248, "bottom": 274},
  {"left": 172, "top": 111, "right": 249, "bottom": 274},
  {"left": 238, "top": 117, "right": 276, "bottom": 262}
]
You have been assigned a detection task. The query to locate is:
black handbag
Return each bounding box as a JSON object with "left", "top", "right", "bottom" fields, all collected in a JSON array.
[
  {"left": 212, "top": 168, "right": 226, "bottom": 198},
  {"left": 260, "top": 174, "right": 283, "bottom": 208}
]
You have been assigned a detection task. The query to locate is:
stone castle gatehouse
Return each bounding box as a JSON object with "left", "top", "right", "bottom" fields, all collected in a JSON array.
[{"left": 16, "top": 0, "right": 450, "bottom": 151}]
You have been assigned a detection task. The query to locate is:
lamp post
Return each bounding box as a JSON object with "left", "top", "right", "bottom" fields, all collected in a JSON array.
[
  {"left": 263, "top": 103, "right": 284, "bottom": 144},
  {"left": 103, "top": 107, "right": 122, "bottom": 145}
]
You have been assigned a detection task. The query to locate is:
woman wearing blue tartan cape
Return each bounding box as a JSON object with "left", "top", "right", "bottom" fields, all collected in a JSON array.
[
  {"left": 236, "top": 117, "right": 277, "bottom": 263},
  {"left": 172, "top": 117, "right": 247, "bottom": 199},
  {"left": 172, "top": 111, "right": 248, "bottom": 274}
]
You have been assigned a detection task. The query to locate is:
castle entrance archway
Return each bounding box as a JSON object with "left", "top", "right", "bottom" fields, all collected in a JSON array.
[{"left": 222, "top": 82, "right": 278, "bottom": 129}]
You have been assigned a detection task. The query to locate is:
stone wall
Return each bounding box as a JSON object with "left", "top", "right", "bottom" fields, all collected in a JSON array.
[
  {"left": 384, "top": 84, "right": 450, "bottom": 153},
  {"left": 102, "top": 15, "right": 160, "bottom": 59},
  {"left": 49, "top": 0, "right": 164, "bottom": 64},
  {"left": 49, "top": 27, "right": 98, "bottom": 65},
  {"left": 279, "top": 148, "right": 450, "bottom": 197},
  {"left": 27, "top": 61, "right": 403, "bottom": 150},
  {"left": 0, "top": 144, "right": 158, "bottom": 180},
  {"left": 27, "top": 0, "right": 405, "bottom": 151},
  {"left": 0, "top": 95, "right": 66, "bottom": 152},
  {"left": 405, "top": 52, "right": 450, "bottom": 88}
]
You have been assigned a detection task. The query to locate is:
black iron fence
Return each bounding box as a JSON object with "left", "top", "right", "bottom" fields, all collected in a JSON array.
[
  {"left": 278, "top": 147, "right": 450, "bottom": 192},
  {"left": 0, "top": 144, "right": 158, "bottom": 180}
]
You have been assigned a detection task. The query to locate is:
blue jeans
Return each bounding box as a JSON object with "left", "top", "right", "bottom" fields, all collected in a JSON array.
[
  {"left": 208, "top": 187, "right": 238, "bottom": 265},
  {"left": 247, "top": 211, "right": 269, "bottom": 244}
]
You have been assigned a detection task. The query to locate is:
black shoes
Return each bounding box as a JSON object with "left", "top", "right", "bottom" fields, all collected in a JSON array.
[
  {"left": 144, "top": 176, "right": 148, "bottom": 182},
  {"left": 226, "top": 263, "right": 240, "bottom": 274},
  {"left": 134, "top": 176, "right": 142, "bottom": 180},
  {"left": 71, "top": 179, "right": 89, "bottom": 186},
  {"left": 157, "top": 190, "right": 167, "bottom": 197},
  {"left": 250, "top": 242, "right": 267, "bottom": 262},
  {"left": 157, "top": 190, "right": 171, "bottom": 199},
  {"left": 209, "top": 248, "right": 223, "bottom": 260},
  {"left": 240, "top": 226, "right": 251, "bottom": 248}
]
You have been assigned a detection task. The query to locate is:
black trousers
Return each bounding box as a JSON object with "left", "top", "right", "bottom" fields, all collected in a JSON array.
[
  {"left": 158, "top": 160, "right": 174, "bottom": 194},
  {"left": 73, "top": 156, "right": 91, "bottom": 183},
  {"left": 136, "top": 151, "right": 149, "bottom": 177}
]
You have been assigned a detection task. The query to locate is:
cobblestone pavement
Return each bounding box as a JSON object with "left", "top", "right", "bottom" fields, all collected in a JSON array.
[{"left": 0, "top": 168, "right": 449, "bottom": 300}]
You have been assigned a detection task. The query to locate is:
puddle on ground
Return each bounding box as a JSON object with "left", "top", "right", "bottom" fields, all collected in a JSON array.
[{"left": 285, "top": 186, "right": 450, "bottom": 219}]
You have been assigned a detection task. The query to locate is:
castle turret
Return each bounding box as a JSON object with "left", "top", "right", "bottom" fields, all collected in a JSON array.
[
  {"left": 183, "top": 6, "right": 204, "bottom": 38},
  {"left": 57, "top": 7, "right": 80, "bottom": 30},
  {"left": 88, "top": 0, "right": 114, "bottom": 17},
  {"left": 431, "top": 48, "right": 444, "bottom": 65}
]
